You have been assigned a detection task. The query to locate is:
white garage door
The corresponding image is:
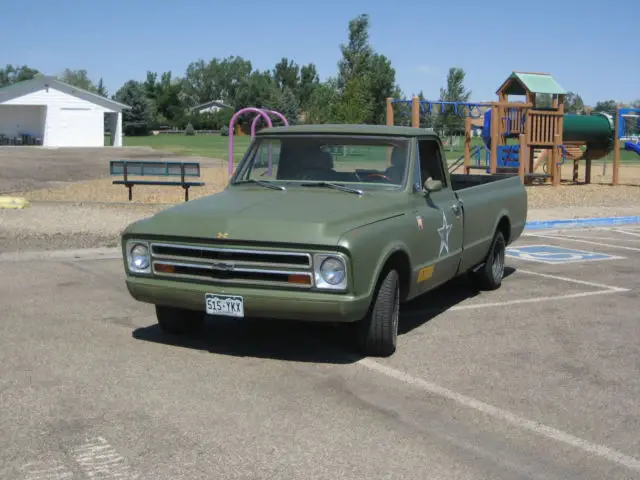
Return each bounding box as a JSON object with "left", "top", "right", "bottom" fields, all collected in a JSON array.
[{"left": 48, "top": 107, "right": 104, "bottom": 147}]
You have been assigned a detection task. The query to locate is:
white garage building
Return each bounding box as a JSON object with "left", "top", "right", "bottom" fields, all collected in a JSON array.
[{"left": 0, "top": 74, "right": 130, "bottom": 147}]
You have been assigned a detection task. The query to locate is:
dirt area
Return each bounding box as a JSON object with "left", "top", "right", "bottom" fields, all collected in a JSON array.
[
  {"left": 525, "top": 162, "right": 640, "bottom": 209},
  {"left": 0, "top": 146, "right": 224, "bottom": 194},
  {"left": 8, "top": 150, "right": 640, "bottom": 209},
  {"left": 1, "top": 148, "right": 640, "bottom": 254},
  {"left": 16, "top": 166, "right": 230, "bottom": 204}
]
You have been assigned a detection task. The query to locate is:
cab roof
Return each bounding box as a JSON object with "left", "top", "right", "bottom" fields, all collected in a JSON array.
[{"left": 255, "top": 123, "right": 437, "bottom": 138}]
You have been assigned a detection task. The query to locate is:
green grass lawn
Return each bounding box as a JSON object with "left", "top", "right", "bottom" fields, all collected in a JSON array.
[
  {"left": 114, "top": 134, "right": 640, "bottom": 165},
  {"left": 119, "top": 134, "right": 252, "bottom": 162}
]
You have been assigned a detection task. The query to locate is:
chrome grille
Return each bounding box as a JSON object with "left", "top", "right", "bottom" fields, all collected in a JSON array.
[{"left": 149, "top": 242, "right": 313, "bottom": 288}]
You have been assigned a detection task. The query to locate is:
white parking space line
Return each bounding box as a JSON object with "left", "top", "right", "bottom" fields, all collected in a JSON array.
[
  {"left": 20, "top": 461, "right": 73, "bottom": 480},
  {"left": 356, "top": 359, "right": 640, "bottom": 473},
  {"left": 526, "top": 227, "right": 640, "bottom": 243},
  {"left": 524, "top": 233, "right": 640, "bottom": 253},
  {"left": 445, "top": 269, "right": 628, "bottom": 311},
  {"left": 71, "top": 437, "right": 138, "bottom": 479},
  {"left": 610, "top": 228, "right": 640, "bottom": 238},
  {"left": 540, "top": 234, "right": 640, "bottom": 243},
  {"left": 515, "top": 268, "right": 627, "bottom": 291},
  {"left": 449, "top": 289, "right": 626, "bottom": 311},
  {"left": 506, "top": 244, "right": 625, "bottom": 264}
]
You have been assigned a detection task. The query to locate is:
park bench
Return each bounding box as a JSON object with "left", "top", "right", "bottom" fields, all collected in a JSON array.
[{"left": 109, "top": 160, "right": 205, "bottom": 202}]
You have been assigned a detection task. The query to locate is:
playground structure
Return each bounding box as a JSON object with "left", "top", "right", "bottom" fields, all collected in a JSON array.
[
  {"left": 386, "top": 71, "right": 636, "bottom": 187},
  {"left": 227, "top": 107, "right": 288, "bottom": 176},
  {"left": 614, "top": 106, "right": 640, "bottom": 184},
  {"left": 227, "top": 77, "right": 639, "bottom": 186}
]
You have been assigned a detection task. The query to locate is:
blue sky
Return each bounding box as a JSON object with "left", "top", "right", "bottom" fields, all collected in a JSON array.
[{"left": 1, "top": 0, "right": 636, "bottom": 106}]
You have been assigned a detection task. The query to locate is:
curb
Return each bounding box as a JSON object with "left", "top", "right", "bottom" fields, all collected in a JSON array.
[
  {"left": 0, "top": 247, "right": 121, "bottom": 263},
  {"left": 525, "top": 215, "right": 640, "bottom": 230},
  {"left": 0, "top": 196, "right": 29, "bottom": 209}
]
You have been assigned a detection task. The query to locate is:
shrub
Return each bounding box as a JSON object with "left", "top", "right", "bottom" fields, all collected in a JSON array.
[{"left": 185, "top": 123, "right": 195, "bottom": 136}]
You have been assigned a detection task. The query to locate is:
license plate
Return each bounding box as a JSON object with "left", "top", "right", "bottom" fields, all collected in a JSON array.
[{"left": 205, "top": 294, "right": 244, "bottom": 318}]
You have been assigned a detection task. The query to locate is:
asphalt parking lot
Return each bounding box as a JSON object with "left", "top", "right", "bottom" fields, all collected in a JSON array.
[{"left": 1, "top": 226, "right": 639, "bottom": 480}]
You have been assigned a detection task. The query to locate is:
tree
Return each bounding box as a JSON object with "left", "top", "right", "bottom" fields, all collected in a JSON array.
[
  {"left": 337, "top": 14, "right": 373, "bottom": 93},
  {"left": 437, "top": 67, "right": 471, "bottom": 135},
  {"left": 298, "top": 63, "right": 320, "bottom": 111},
  {"left": 334, "top": 14, "right": 399, "bottom": 124},
  {"left": 273, "top": 57, "right": 300, "bottom": 95},
  {"left": 564, "top": 92, "right": 584, "bottom": 114},
  {"left": 593, "top": 100, "right": 618, "bottom": 116},
  {"left": 58, "top": 68, "right": 98, "bottom": 92},
  {"left": 96, "top": 78, "right": 108, "bottom": 97},
  {"left": 180, "top": 56, "right": 253, "bottom": 109},
  {"left": 305, "top": 80, "right": 339, "bottom": 124},
  {"left": 114, "top": 80, "right": 153, "bottom": 136},
  {"left": 234, "top": 70, "right": 278, "bottom": 110},
  {"left": 267, "top": 85, "right": 300, "bottom": 124},
  {"left": 0, "top": 65, "right": 39, "bottom": 87},
  {"left": 367, "top": 53, "right": 400, "bottom": 124},
  {"left": 333, "top": 75, "right": 373, "bottom": 124}
]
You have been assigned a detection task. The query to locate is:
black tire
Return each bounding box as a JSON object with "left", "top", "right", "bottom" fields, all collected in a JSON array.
[
  {"left": 155, "top": 305, "right": 204, "bottom": 335},
  {"left": 470, "top": 230, "right": 506, "bottom": 291},
  {"left": 356, "top": 269, "right": 400, "bottom": 357}
]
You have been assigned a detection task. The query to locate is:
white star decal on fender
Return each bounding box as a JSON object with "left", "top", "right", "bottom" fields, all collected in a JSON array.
[{"left": 438, "top": 210, "right": 452, "bottom": 257}]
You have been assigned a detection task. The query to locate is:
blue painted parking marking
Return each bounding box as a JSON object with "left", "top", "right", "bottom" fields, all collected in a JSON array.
[{"left": 506, "top": 244, "right": 624, "bottom": 264}]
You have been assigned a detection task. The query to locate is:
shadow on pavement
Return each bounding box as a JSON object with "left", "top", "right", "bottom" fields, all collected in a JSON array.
[
  {"left": 399, "top": 267, "right": 516, "bottom": 335},
  {"left": 132, "top": 267, "right": 516, "bottom": 363}
]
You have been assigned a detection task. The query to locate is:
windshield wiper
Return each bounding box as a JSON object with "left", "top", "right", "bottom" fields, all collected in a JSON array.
[
  {"left": 234, "top": 179, "right": 286, "bottom": 191},
  {"left": 299, "top": 181, "right": 363, "bottom": 195}
]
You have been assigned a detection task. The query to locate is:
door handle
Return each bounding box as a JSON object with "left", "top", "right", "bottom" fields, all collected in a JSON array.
[{"left": 451, "top": 203, "right": 462, "bottom": 216}]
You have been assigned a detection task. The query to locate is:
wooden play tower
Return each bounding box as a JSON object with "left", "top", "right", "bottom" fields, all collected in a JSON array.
[{"left": 469, "top": 71, "right": 568, "bottom": 186}]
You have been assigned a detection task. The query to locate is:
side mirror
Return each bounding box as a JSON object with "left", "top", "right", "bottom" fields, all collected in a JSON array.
[{"left": 423, "top": 178, "right": 442, "bottom": 193}]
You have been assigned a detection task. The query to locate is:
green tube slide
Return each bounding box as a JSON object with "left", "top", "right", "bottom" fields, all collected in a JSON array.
[{"left": 562, "top": 112, "right": 614, "bottom": 152}]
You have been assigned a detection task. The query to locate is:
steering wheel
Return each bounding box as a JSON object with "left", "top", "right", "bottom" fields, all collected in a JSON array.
[{"left": 364, "top": 173, "right": 394, "bottom": 183}]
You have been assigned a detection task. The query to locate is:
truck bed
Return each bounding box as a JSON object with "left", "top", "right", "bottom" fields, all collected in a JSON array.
[
  {"left": 449, "top": 172, "right": 527, "bottom": 273},
  {"left": 450, "top": 173, "right": 517, "bottom": 191}
]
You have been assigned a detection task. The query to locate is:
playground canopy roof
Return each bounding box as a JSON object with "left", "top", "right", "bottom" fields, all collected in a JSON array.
[{"left": 496, "top": 72, "right": 568, "bottom": 96}]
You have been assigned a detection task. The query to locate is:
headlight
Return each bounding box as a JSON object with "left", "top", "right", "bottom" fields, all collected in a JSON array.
[
  {"left": 313, "top": 253, "right": 348, "bottom": 290},
  {"left": 126, "top": 240, "right": 151, "bottom": 273}
]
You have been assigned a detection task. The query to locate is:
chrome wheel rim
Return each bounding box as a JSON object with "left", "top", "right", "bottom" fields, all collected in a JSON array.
[{"left": 492, "top": 241, "right": 505, "bottom": 280}]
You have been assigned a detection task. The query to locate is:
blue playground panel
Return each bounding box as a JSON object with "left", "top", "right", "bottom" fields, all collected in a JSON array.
[
  {"left": 505, "top": 245, "right": 622, "bottom": 264},
  {"left": 617, "top": 108, "right": 640, "bottom": 138},
  {"left": 497, "top": 145, "right": 520, "bottom": 168}
]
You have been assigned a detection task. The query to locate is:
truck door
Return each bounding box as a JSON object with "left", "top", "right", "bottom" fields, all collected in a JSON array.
[{"left": 410, "top": 138, "right": 464, "bottom": 294}]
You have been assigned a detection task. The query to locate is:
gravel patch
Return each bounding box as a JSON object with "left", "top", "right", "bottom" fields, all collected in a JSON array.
[
  {"left": 528, "top": 205, "right": 640, "bottom": 221},
  {"left": 14, "top": 166, "right": 229, "bottom": 204},
  {"left": 0, "top": 145, "right": 224, "bottom": 194},
  {"left": 0, "top": 203, "right": 164, "bottom": 253}
]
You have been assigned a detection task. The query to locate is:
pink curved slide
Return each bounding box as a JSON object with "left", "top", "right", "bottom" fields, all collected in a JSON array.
[{"left": 227, "top": 108, "right": 289, "bottom": 176}]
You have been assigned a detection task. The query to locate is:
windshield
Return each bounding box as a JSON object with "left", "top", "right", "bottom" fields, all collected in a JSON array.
[{"left": 232, "top": 135, "right": 410, "bottom": 189}]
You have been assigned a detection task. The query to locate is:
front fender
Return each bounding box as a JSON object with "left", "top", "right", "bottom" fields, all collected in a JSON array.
[{"left": 338, "top": 214, "right": 415, "bottom": 301}]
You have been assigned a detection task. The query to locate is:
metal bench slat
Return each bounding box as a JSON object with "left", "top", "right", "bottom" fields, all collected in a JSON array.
[
  {"left": 112, "top": 180, "right": 205, "bottom": 186},
  {"left": 109, "top": 160, "right": 201, "bottom": 177}
]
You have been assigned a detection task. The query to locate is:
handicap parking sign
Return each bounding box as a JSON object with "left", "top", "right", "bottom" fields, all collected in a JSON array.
[{"left": 505, "top": 244, "right": 622, "bottom": 264}]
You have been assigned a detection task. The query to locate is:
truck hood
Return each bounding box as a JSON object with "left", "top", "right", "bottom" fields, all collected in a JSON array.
[{"left": 124, "top": 185, "right": 408, "bottom": 246}]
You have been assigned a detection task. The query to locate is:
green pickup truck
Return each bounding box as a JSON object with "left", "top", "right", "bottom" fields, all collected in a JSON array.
[{"left": 121, "top": 124, "right": 527, "bottom": 357}]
